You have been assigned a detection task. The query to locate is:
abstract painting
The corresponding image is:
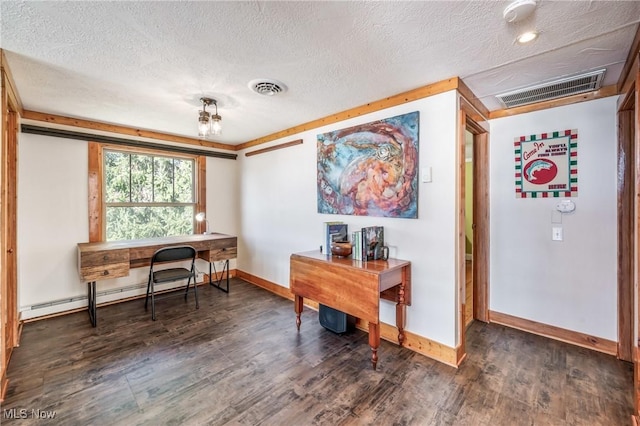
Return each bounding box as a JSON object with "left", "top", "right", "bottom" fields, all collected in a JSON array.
[
  {"left": 317, "top": 111, "right": 419, "bottom": 218},
  {"left": 514, "top": 129, "right": 578, "bottom": 198}
]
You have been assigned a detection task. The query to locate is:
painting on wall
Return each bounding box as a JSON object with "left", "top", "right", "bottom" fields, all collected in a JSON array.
[
  {"left": 514, "top": 129, "right": 578, "bottom": 198},
  {"left": 317, "top": 111, "right": 419, "bottom": 218}
]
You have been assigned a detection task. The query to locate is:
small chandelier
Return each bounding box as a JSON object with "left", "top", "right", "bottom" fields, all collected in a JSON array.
[{"left": 198, "top": 97, "right": 222, "bottom": 138}]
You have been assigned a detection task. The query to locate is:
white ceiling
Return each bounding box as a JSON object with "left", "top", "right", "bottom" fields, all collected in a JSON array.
[{"left": 1, "top": 1, "right": 639, "bottom": 146}]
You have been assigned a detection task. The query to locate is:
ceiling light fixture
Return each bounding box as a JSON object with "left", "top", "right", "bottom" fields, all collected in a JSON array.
[
  {"left": 516, "top": 31, "right": 539, "bottom": 44},
  {"left": 198, "top": 97, "right": 222, "bottom": 138}
]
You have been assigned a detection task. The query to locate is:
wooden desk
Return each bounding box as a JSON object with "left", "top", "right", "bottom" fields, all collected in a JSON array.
[
  {"left": 77, "top": 233, "right": 237, "bottom": 326},
  {"left": 290, "top": 250, "right": 411, "bottom": 370}
]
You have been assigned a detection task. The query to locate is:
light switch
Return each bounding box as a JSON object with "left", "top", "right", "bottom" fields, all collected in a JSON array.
[
  {"left": 421, "top": 167, "right": 432, "bottom": 183},
  {"left": 552, "top": 227, "right": 563, "bottom": 241}
]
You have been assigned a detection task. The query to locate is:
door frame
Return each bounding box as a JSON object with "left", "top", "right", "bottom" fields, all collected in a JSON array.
[
  {"left": 0, "top": 51, "right": 20, "bottom": 401},
  {"left": 457, "top": 97, "right": 490, "bottom": 360}
]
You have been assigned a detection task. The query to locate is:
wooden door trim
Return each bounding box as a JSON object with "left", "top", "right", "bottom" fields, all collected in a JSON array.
[
  {"left": 634, "top": 53, "right": 640, "bottom": 418},
  {"left": 458, "top": 96, "right": 490, "bottom": 364},
  {"left": 0, "top": 55, "right": 20, "bottom": 401},
  {"left": 472, "top": 132, "right": 489, "bottom": 323},
  {"left": 618, "top": 108, "right": 634, "bottom": 362}
]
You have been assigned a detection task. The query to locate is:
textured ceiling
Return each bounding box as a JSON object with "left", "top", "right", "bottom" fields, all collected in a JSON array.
[{"left": 1, "top": 1, "right": 639, "bottom": 146}]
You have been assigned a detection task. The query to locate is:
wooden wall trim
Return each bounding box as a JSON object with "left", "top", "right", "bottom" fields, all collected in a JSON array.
[
  {"left": 634, "top": 53, "right": 640, "bottom": 420},
  {"left": 235, "top": 270, "right": 318, "bottom": 309},
  {"left": 235, "top": 77, "right": 461, "bottom": 151},
  {"left": 0, "top": 49, "right": 23, "bottom": 115},
  {"left": 618, "top": 109, "right": 634, "bottom": 362},
  {"left": 196, "top": 156, "right": 207, "bottom": 235},
  {"left": 622, "top": 55, "right": 640, "bottom": 104},
  {"left": 22, "top": 110, "right": 236, "bottom": 152},
  {"left": 458, "top": 78, "right": 490, "bottom": 122},
  {"left": 618, "top": 24, "right": 640, "bottom": 94},
  {"left": 473, "top": 132, "right": 490, "bottom": 323},
  {"left": 236, "top": 269, "right": 460, "bottom": 367},
  {"left": 490, "top": 310, "right": 618, "bottom": 356},
  {"left": 489, "top": 84, "right": 618, "bottom": 119},
  {"left": 88, "top": 142, "right": 103, "bottom": 242},
  {"left": 245, "top": 139, "right": 303, "bottom": 157},
  {"left": 457, "top": 109, "right": 467, "bottom": 356}
]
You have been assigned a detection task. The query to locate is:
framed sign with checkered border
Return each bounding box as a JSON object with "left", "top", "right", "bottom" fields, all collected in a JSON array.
[{"left": 514, "top": 129, "right": 578, "bottom": 198}]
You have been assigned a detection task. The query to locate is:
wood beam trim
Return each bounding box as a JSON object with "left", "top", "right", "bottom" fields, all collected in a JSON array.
[
  {"left": 457, "top": 78, "right": 490, "bottom": 122},
  {"left": 245, "top": 139, "right": 303, "bottom": 157},
  {"left": 236, "top": 77, "right": 460, "bottom": 151},
  {"left": 22, "top": 110, "right": 236, "bottom": 151},
  {"left": 489, "top": 85, "right": 618, "bottom": 119},
  {"left": 490, "top": 310, "right": 618, "bottom": 356},
  {"left": 620, "top": 80, "right": 636, "bottom": 112},
  {"left": 621, "top": 55, "right": 640, "bottom": 101},
  {"left": 618, "top": 24, "right": 640, "bottom": 94},
  {"left": 0, "top": 49, "right": 24, "bottom": 115}
]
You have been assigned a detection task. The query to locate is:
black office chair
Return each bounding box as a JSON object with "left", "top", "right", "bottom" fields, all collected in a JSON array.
[{"left": 145, "top": 245, "right": 199, "bottom": 321}]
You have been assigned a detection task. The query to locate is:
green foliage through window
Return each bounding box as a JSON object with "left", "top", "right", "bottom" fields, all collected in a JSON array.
[{"left": 104, "top": 150, "right": 195, "bottom": 241}]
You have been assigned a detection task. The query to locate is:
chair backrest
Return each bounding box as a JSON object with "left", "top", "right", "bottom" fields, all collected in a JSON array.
[{"left": 151, "top": 245, "right": 197, "bottom": 266}]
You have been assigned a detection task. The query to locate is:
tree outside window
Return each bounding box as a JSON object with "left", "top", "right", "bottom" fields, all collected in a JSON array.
[{"left": 104, "top": 149, "right": 196, "bottom": 241}]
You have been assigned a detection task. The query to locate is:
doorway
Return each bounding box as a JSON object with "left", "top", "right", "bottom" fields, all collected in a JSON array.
[
  {"left": 457, "top": 104, "right": 490, "bottom": 362},
  {"left": 464, "top": 129, "right": 474, "bottom": 329}
]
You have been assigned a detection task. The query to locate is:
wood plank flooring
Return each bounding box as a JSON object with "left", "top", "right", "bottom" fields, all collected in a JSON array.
[{"left": 1, "top": 278, "right": 633, "bottom": 425}]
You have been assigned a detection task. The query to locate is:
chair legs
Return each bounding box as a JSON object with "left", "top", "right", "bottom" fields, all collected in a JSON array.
[
  {"left": 146, "top": 272, "right": 198, "bottom": 321},
  {"left": 183, "top": 271, "right": 199, "bottom": 309},
  {"left": 144, "top": 273, "right": 157, "bottom": 321}
]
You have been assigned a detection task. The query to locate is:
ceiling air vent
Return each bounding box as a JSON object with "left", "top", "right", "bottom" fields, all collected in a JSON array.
[
  {"left": 248, "top": 78, "right": 287, "bottom": 96},
  {"left": 495, "top": 69, "right": 606, "bottom": 108}
]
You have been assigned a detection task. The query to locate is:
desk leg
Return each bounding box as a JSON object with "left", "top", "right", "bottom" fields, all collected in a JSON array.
[
  {"left": 369, "top": 323, "right": 380, "bottom": 370},
  {"left": 210, "top": 259, "right": 230, "bottom": 293},
  {"left": 87, "top": 281, "right": 97, "bottom": 327},
  {"left": 397, "top": 282, "right": 407, "bottom": 346},
  {"left": 294, "top": 295, "right": 303, "bottom": 330}
]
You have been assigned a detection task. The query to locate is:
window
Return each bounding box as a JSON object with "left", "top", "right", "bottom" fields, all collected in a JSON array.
[{"left": 103, "top": 149, "right": 197, "bottom": 241}]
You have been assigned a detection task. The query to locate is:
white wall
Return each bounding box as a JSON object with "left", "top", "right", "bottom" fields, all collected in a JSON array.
[
  {"left": 17, "top": 133, "right": 240, "bottom": 319},
  {"left": 239, "top": 91, "right": 461, "bottom": 347},
  {"left": 489, "top": 96, "right": 618, "bottom": 340},
  {"left": 18, "top": 135, "right": 89, "bottom": 315}
]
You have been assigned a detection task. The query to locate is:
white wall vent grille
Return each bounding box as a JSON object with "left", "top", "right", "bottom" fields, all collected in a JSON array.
[{"left": 495, "top": 69, "right": 606, "bottom": 108}]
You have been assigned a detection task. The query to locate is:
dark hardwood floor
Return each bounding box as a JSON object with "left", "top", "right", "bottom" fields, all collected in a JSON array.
[{"left": 1, "top": 278, "right": 633, "bottom": 425}]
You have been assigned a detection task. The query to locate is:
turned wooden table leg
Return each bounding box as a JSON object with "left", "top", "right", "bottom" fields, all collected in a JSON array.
[
  {"left": 294, "top": 295, "right": 303, "bottom": 330},
  {"left": 369, "top": 322, "right": 380, "bottom": 370},
  {"left": 397, "top": 283, "right": 406, "bottom": 346}
]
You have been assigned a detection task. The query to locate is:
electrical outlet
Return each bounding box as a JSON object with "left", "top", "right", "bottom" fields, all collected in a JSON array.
[{"left": 552, "top": 227, "right": 563, "bottom": 241}]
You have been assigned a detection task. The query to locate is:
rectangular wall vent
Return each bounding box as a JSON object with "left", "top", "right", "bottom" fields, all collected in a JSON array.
[{"left": 495, "top": 69, "right": 606, "bottom": 108}]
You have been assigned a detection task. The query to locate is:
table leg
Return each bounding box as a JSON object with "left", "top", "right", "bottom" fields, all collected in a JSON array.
[
  {"left": 369, "top": 322, "right": 380, "bottom": 370},
  {"left": 397, "top": 282, "right": 406, "bottom": 346},
  {"left": 210, "top": 259, "right": 230, "bottom": 293},
  {"left": 294, "top": 295, "right": 303, "bottom": 330},
  {"left": 87, "top": 281, "right": 97, "bottom": 327}
]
